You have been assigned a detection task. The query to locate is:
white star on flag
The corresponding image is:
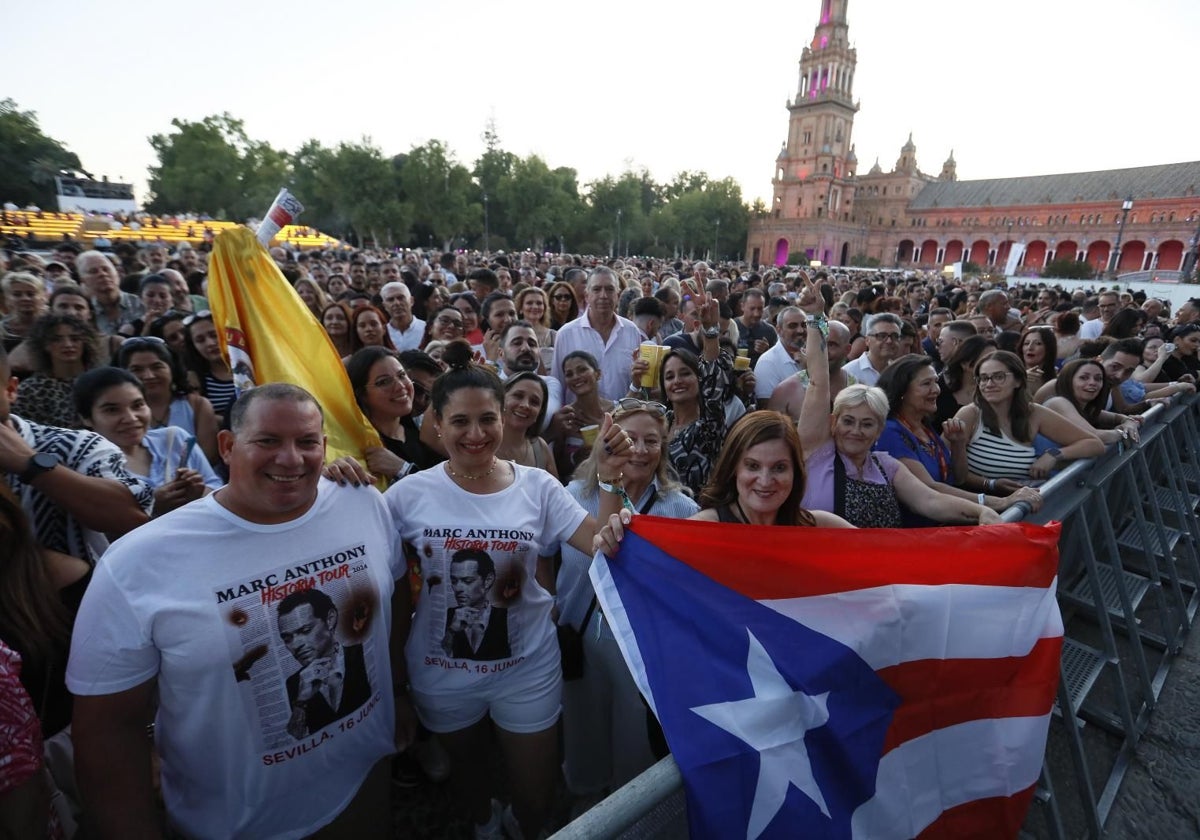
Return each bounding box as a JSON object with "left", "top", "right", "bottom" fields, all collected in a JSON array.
[{"left": 691, "top": 629, "right": 832, "bottom": 840}]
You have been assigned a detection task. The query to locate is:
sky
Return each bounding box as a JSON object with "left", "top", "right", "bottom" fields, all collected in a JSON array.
[{"left": 10, "top": 0, "right": 1198, "bottom": 210}]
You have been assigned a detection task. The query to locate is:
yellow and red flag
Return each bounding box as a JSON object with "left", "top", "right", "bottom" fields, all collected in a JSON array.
[{"left": 206, "top": 225, "right": 380, "bottom": 463}]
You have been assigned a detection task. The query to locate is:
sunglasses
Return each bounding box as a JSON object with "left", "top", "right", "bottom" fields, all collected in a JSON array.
[
  {"left": 121, "top": 336, "right": 168, "bottom": 349},
  {"left": 183, "top": 310, "right": 212, "bottom": 326},
  {"left": 614, "top": 398, "right": 668, "bottom": 418}
]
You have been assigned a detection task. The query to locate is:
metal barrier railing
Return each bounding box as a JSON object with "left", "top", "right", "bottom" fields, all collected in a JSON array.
[{"left": 550, "top": 396, "right": 1199, "bottom": 840}]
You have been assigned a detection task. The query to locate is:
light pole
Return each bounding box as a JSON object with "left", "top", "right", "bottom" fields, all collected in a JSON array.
[
  {"left": 714, "top": 218, "right": 720, "bottom": 261},
  {"left": 616, "top": 208, "right": 622, "bottom": 258},
  {"left": 483, "top": 192, "right": 490, "bottom": 255},
  {"left": 1109, "top": 196, "right": 1133, "bottom": 278}
]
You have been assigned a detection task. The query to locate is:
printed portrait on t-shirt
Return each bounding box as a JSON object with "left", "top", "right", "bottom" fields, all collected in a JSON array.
[
  {"left": 441, "top": 548, "right": 512, "bottom": 661},
  {"left": 214, "top": 542, "right": 384, "bottom": 750}
]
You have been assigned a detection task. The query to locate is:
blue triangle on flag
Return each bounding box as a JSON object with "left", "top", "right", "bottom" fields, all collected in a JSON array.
[{"left": 607, "top": 531, "right": 901, "bottom": 839}]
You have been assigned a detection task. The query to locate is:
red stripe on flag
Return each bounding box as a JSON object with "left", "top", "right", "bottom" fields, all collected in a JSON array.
[
  {"left": 877, "top": 636, "right": 1062, "bottom": 754},
  {"left": 915, "top": 786, "right": 1038, "bottom": 838},
  {"left": 629, "top": 517, "right": 1060, "bottom": 597}
]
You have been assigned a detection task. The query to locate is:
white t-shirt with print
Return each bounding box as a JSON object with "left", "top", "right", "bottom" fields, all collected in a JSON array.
[
  {"left": 385, "top": 463, "right": 587, "bottom": 695},
  {"left": 66, "top": 481, "right": 402, "bottom": 840}
]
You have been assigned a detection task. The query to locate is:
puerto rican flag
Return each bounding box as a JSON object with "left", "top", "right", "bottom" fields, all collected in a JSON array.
[{"left": 590, "top": 517, "right": 1063, "bottom": 839}]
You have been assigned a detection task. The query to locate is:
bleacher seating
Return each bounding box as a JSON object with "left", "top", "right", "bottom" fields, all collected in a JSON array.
[{"left": 0, "top": 211, "right": 85, "bottom": 242}]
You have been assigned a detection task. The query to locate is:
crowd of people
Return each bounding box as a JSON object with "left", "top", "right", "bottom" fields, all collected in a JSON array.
[{"left": 2, "top": 237, "right": 1200, "bottom": 838}]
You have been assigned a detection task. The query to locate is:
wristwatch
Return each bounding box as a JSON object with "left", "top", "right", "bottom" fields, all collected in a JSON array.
[
  {"left": 1043, "top": 447, "right": 1062, "bottom": 465},
  {"left": 19, "top": 451, "right": 61, "bottom": 484},
  {"left": 703, "top": 326, "right": 720, "bottom": 339}
]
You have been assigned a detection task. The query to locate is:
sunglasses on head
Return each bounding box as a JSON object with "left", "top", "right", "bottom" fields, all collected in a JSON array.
[
  {"left": 182, "top": 310, "right": 212, "bottom": 326},
  {"left": 614, "top": 398, "right": 668, "bottom": 418},
  {"left": 121, "top": 336, "right": 168, "bottom": 349}
]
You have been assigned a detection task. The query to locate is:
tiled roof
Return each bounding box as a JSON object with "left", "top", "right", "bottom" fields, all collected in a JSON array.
[{"left": 908, "top": 160, "right": 1200, "bottom": 210}]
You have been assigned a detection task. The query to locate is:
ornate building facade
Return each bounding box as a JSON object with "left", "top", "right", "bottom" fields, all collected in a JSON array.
[{"left": 746, "top": 0, "right": 1200, "bottom": 278}]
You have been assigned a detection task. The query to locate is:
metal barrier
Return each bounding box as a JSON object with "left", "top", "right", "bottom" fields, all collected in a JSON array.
[{"left": 550, "top": 396, "right": 1200, "bottom": 840}]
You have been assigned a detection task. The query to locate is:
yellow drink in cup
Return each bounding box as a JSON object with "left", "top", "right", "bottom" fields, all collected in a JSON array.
[
  {"left": 734, "top": 355, "right": 751, "bottom": 371},
  {"left": 737, "top": 348, "right": 749, "bottom": 358},
  {"left": 580, "top": 425, "right": 600, "bottom": 447},
  {"left": 639, "top": 343, "right": 667, "bottom": 388}
]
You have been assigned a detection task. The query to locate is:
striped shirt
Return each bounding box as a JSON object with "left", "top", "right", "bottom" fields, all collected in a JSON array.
[{"left": 966, "top": 426, "right": 1038, "bottom": 481}]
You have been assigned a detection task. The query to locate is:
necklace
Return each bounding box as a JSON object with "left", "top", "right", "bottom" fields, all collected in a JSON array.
[{"left": 446, "top": 458, "right": 499, "bottom": 481}]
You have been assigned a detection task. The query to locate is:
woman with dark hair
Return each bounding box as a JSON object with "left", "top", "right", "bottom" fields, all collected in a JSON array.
[
  {"left": 1156, "top": 323, "right": 1200, "bottom": 382},
  {"left": 1101, "top": 307, "right": 1144, "bottom": 340},
  {"left": 13, "top": 314, "right": 101, "bottom": 428},
  {"left": 320, "top": 301, "right": 354, "bottom": 358},
  {"left": 658, "top": 296, "right": 733, "bottom": 496},
  {"left": 181, "top": 311, "right": 236, "bottom": 422},
  {"left": 451, "top": 293, "right": 485, "bottom": 346},
  {"left": 345, "top": 305, "right": 395, "bottom": 361},
  {"left": 73, "top": 367, "right": 220, "bottom": 512},
  {"left": 147, "top": 311, "right": 189, "bottom": 356},
  {"left": 1019, "top": 325, "right": 1059, "bottom": 393},
  {"left": 1054, "top": 310, "right": 1082, "bottom": 361},
  {"left": 876, "top": 354, "right": 1042, "bottom": 524},
  {"left": 382, "top": 339, "right": 633, "bottom": 840},
  {"left": 118, "top": 336, "right": 219, "bottom": 465},
  {"left": 121, "top": 274, "right": 174, "bottom": 337},
  {"left": 423, "top": 306, "right": 466, "bottom": 348},
  {"left": 497, "top": 372, "right": 557, "bottom": 477},
  {"left": 552, "top": 351, "right": 613, "bottom": 477},
  {"left": 934, "top": 334, "right": 997, "bottom": 432},
  {"left": 547, "top": 281, "right": 579, "bottom": 330},
  {"left": 345, "top": 346, "right": 439, "bottom": 483},
  {"left": 945, "top": 350, "right": 1104, "bottom": 486},
  {"left": 1043, "top": 358, "right": 1142, "bottom": 446}
]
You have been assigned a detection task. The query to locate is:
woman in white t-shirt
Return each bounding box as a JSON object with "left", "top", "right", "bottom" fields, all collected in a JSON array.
[{"left": 384, "top": 339, "right": 632, "bottom": 840}]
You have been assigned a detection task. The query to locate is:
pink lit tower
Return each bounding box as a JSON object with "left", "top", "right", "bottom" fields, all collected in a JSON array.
[{"left": 767, "top": 0, "right": 860, "bottom": 265}]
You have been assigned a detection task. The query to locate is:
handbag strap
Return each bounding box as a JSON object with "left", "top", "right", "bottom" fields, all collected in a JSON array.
[{"left": 583, "top": 487, "right": 659, "bottom": 628}]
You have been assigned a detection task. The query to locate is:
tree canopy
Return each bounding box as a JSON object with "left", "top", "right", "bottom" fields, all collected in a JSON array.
[{"left": 0, "top": 99, "right": 83, "bottom": 209}]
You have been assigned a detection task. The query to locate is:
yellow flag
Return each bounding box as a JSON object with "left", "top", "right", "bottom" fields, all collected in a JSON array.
[{"left": 206, "top": 226, "right": 380, "bottom": 462}]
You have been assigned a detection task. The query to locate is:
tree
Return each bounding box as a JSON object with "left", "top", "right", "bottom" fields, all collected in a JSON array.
[
  {"left": 0, "top": 99, "right": 83, "bottom": 208},
  {"left": 146, "top": 114, "right": 291, "bottom": 219},
  {"left": 298, "top": 139, "right": 409, "bottom": 246},
  {"left": 398, "top": 140, "right": 477, "bottom": 250},
  {"left": 1041, "top": 258, "right": 1094, "bottom": 280},
  {"left": 473, "top": 119, "right": 518, "bottom": 246},
  {"left": 498, "top": 155, "right": 578, "bottom": 251}
]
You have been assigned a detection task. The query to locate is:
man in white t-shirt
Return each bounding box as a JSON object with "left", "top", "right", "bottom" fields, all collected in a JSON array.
[
  {"left": 381, "top": 281, "right": 425, "bottom": 350},
  {"left": 843, "top": 313, "right": 903, "bottom": 387},
  {"left": 1079, "top": 291, "right": 1119, "bottom": 340},
  {"left": 68, "top": 384, "right": 413, "bottom": 839}
]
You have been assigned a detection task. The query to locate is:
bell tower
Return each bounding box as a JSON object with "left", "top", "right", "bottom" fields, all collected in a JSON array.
[{"left": 771, "top": 0, "right": 859, "bottom": 226}]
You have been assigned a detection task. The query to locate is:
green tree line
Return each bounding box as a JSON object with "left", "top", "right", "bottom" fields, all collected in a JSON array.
[{"left": 144, "top": 114, "right": 748, "bottom": 259}]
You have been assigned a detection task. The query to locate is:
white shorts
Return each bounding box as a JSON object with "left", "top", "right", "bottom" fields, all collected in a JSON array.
[{"left": 411, "top": 644, "right": 562, "bottom": 734}]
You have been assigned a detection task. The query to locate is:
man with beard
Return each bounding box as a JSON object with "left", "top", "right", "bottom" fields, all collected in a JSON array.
[
  {"left": 75, "top": 251, "right": 142, "bottom": 335},
  {"left": 767, "top": 320, "right": 854, "bottom": 420},
  {"left": 753, "top": 307, "right": 807, "bottom": 400},
  {"left": 843, "top": 312, "right": 903, "bottom": 386},
  {"left": 501, "top": 322, "right": 562, "bottom": 426}
]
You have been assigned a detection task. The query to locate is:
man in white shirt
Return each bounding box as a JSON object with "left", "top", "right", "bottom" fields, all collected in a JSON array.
[
  {"left": 1079, "top": 292, "right": 1119, "bottom": 339},
  {"left": 753, "top": 307, "right": 806, "bottom": 400},
  {"left": 552, "top": 268, "right": 643, "bottom": 402},
  {"left": 843, "top": 313, "right": 902, "bottom": 386},
  {"left": 381, "top": 282, "right": 425, "bottom": 351}
]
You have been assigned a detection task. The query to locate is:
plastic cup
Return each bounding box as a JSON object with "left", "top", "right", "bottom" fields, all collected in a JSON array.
[
  {"left": 734, "top": 355, "right": 751, "bottom": 371},
  {"left": 580, "top": 425, "right": 600, "bottom": 447},
  {"left": 539, "top": 346, "right": 556, "bottom": 374},
  {"left": 639, "top": 343, "right": 667, "bottom": 388},
  {"left": 737, "top": 348, "right": 750, "bottom": 358}
]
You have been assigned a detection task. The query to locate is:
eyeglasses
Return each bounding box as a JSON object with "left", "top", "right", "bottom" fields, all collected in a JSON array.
[
  {"left": 183, "top": 310, "right": 212, "bottom": 326},
  {"left": 614, "top": 398, "right": 668, "bottom": 418},
  {"left": 435, "top": 315, "right": 464, "bottom": 329},
  {"left": 370, "top": 370, "right": 411, "bottom": 389},
  {"left": 868, "top": 332, "right": 901, "bottom": 342},
  {"left": 976, "top": 372, "right": 1011, "bottom": 385}
]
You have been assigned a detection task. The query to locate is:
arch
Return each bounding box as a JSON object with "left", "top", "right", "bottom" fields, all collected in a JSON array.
[
  {"left": 920, "top": 239, "right": 938, "bottom": 267},
  {"left": 969, "top": 240, "right": 990, "bottom": 266},
  {"left": 1056, "top": 240, "right": 1078, "bottom": 262},
  {"left": 1156, "top": 240, "right": 1185, "bottom": 271},
  {"left": 1086, "top": 241, "right": 1110, "bottom": 273},
  {"left": 944, "top": 240, "right": 965, "bottom": 263},
  {"left": 1024, "top": 240, "right": 1048, "bottom": 269},
  {"left": 840, "top": 242, "right": 850, "bottom": 266},
  {"left": 1117, "top": 240, "right": 1145, "bottom": 272},
  {"left": 897, "top": 239, "right": 915, "bottom": 263},
  {"left": 773, "top": 238, "right": 790, "bottom": 266}
]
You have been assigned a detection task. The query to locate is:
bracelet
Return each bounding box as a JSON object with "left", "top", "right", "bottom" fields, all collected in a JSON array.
[
  {"left": 977, "top": 493, "right": 987, "bottom": 505},
  {"left": 986, "top": 478, "right": 996, "bottom": 491},
  {"left": 598, "top": 474, "right": 624, "bottom": 494},
  {"left": 394, "top": 461, "right": 413, "bottom": 480}
]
